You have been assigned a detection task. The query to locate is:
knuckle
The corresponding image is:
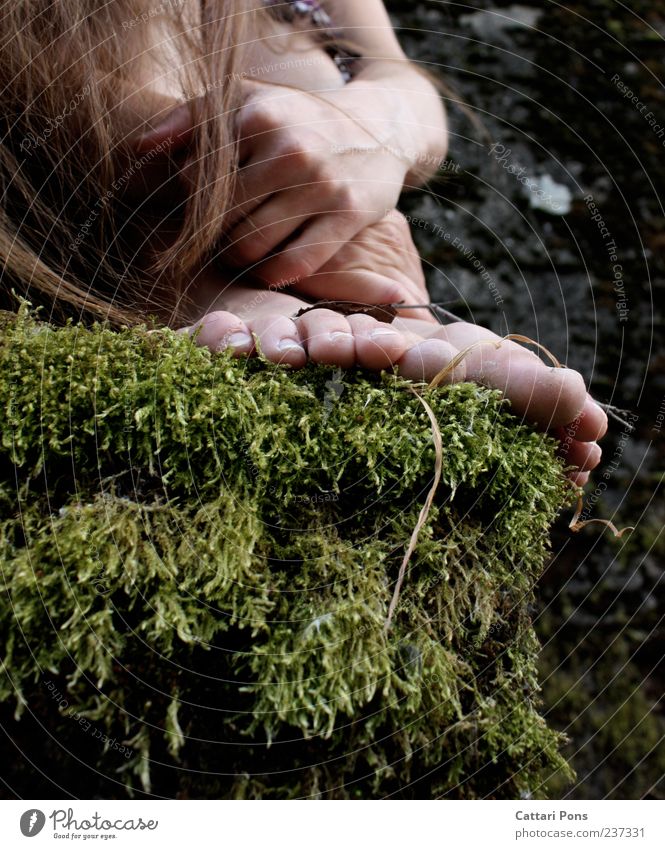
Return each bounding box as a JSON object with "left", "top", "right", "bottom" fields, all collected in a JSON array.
[
  {"left": 242, "top": 99, "right": 281, "bottom": 134},
  {"left": 332, "top": 181, "right": 357, "bottom": 210},
  {"left": 335, "top": 206, "right": 366, "bottom": 234},
  {"left": 278, "top": 135, "right": 312, "bottom": 166},
  {"left": 382, "top": 214, "right": 416, "bottom": 246}
]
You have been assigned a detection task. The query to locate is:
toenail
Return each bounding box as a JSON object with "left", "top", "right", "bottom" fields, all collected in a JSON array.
[
  {"left": 278, "top": 338, "right": 304, "bottom": 352},
  {"left": 329, "top": 331, "right": 354, "bottom": 342},
  {"left": 370, "top": 329, "right": 400, "bottom": 340},
  {"left": 226, "top": 332, "right": 253, "bottom": 350}
]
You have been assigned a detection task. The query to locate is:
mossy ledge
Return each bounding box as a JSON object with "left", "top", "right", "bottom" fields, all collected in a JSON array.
[{"left": 0, "top": 306, "right": 573, "bottom": 799}]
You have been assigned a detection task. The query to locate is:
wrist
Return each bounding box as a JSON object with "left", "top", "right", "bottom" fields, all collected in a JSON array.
[{"left": 343, "top": 62, "right": 448, "bottom": 184}]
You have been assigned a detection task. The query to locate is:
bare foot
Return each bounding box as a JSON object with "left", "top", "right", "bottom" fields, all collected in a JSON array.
[
  {"left": 180, "top": 280, "right": 465, "bottom": 382},
  {"left": 181, "top": 214, "right": 606, "bottom": 483},
  {"left": 392, "top": 316, "right": 607, "bottom": 486}
]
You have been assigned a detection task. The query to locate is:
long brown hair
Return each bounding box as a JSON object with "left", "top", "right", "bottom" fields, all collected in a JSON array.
[{"left": 0, "top": 0, "right": 253, "bottom": 326}]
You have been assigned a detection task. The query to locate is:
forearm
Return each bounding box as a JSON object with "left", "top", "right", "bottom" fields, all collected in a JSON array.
[{"left": 326, "top": 0, "right": 448, "bottom": 183}]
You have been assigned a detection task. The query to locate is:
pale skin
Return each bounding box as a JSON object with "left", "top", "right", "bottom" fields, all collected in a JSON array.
[{"left": 132, "top": 0, "right": 606, "bottom": 484}]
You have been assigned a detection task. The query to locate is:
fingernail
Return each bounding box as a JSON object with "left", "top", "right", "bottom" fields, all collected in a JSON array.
[
  {"left": 329, "top": 332, "right": 354, "bottom": 342},
  {"left": 226, "top": 332, "right": 253, "bottom": 350},
  {"left": 278, "top": 338, "right": 304, "bottom": 352}
]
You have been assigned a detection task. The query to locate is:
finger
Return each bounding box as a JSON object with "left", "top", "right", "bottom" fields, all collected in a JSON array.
[
  {"left": 245, "top": 314, "right": 307, "bottom": 367},
  {"left": 555, "top": 401, "right": 608, "bottom": 447},
  {"left": 225, "top": 157, "right": 283, "bottom": 228},
  {"left": 293, "top": 233, "right": 429, "bottom": 306},
  {"left": 295, "top": 269, "right": 410, "bottom": 307},
  {"left": 226, "top": 195, "right": 314, "bottom": 267},
  {"left": 346, "top": 313, "right": 410, "bottom": 370},
  {"left": 570, "top": 471, "right": 590, "bottom": 487},
  {"left": 396, "top": 338, "right": 466, "bottom": 384},
  {"left": 256, "top": 211, "right": 370, "bottom": 285},
  {"left": 395, "top": 305, "right": 440, "bottom": 325},
  {"left": 180, "top": 310, "right": 254, "bottom": 356},
  {"left": 227, "top": 138, "right": 319, "bottom": 228},
  {"left": 295, "top": 308, "right": 356, "bottom": 367}
]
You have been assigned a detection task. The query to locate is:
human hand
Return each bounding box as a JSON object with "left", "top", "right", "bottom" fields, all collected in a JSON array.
[
  {"left": 290, "top": 209, "right": 435, "bottom": 318},
  {"left": 221, "top": 81, "right": 411, "bottom": 285}
]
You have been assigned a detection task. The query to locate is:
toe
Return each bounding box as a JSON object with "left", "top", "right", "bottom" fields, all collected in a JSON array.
[
  {"left": 295, "top": 308, "right": 356, "bottom": 367},
  {"left": 397, "top": 339, "right": 467, "bottom": 384},
  {"left": 561, "top": 440, "right": 603, "bottom": 473},
  {"left": 185, "top": 310, "right": 254, "bottom": 356},
  {"left": 518, "top": 365, "right": 588, "bottom": 430},
  {"left": 572, "top": 395, "right": 609, "bottom": 441},
  {"left": 432, "top": 323, "right": 588, "bottom": 429},
  {"left": 346, "top": 314, "right": 409, "bottom": 370},
  {"left": 245, "top": 315, "right": 306, "bottom": 367}
]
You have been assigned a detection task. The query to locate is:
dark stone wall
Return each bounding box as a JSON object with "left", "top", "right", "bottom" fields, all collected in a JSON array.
[{"left": 387, "top": 0, "right": 665, "bottom": 799}]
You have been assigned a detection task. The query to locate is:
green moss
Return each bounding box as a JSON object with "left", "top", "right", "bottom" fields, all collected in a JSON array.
[{"left": 0, "top": 305, "right": 573, "bottom": 798}]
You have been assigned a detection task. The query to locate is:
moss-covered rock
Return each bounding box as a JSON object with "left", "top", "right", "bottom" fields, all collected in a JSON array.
[{"left": 0, "top": 306, "right": 573, "bottom": 798}]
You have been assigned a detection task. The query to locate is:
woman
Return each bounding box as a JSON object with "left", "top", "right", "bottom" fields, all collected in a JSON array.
[{"left": 0, "top": 0, "right": 605, "bottom": 481}]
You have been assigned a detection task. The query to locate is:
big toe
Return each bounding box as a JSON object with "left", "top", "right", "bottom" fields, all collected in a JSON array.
[{"left": 486, "top": 359, "right": 587, "bottom": 430}]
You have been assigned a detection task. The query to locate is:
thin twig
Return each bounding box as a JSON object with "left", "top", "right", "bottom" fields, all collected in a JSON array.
[
  {"left": 569, "top": 496, "right": 635, "bottom": 538},
  {"left": 594, "top": 403, "right": 637, "bottom": 430},
  {"left": 385, "top": 387, "right": 443, "bottom": 632}
]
